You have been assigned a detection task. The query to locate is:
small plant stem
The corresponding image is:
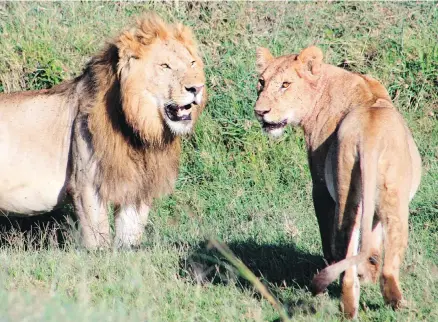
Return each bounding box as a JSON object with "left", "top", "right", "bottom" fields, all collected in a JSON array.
[{"left": 209, "top": 238, "right": 291, "bottom": 322}]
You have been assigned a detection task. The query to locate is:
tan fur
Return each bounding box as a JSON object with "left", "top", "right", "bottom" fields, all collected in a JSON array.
[
  {"left": 0, "top": 14, "right": 207, "bottom": 248},
  {"left": 254, "top": 46, "right": 421, "bottom": 318}
]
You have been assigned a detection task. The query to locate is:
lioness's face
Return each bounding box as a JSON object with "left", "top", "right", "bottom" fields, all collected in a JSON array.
[
  {"left": 146, "top": 39, "right": 206, "bottom": 135},
  {"left": 254, "top": 46, "right": 324, "bottom": 137}
]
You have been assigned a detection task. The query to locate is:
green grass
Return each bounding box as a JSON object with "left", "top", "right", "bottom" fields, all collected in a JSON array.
[{"left": 0, "top": 1, "right": 437, "bottom": 321}]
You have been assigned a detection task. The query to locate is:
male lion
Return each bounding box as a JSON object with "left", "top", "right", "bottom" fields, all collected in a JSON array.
[
  {"left": 254, "top": 46, "right": 421, "bottom": 318},
  {"left": 0, "top": 14, "right": 206, "bottom": 249}
]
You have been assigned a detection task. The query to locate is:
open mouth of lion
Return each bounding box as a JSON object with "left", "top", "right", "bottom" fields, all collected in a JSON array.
[
  {"left": 262, "top": 119, "right": 287, "bottom": 132},
  {"left": 165, "top": 103, "right": 193, "bottom": 122}
]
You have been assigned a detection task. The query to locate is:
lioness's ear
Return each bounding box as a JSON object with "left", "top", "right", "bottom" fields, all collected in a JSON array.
[
  {"left": 297, "top": 46, "right": 324, "bottom": 80},
  {"left": 256, "top": 47, "right": 274, "bottom": 74}
]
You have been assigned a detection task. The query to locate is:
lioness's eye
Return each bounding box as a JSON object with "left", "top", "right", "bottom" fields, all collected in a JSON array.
[
  {"left": 160, "top": 63, "right": 171, "bottom": 69},
  {"left": 282, "top": 82, "right": 291, "bottom": 89},
  {"left": 191, "top": 61, "right": 196, "bottom": 67}
]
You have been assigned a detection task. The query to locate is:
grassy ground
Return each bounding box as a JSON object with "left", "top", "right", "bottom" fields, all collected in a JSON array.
[{"left": 0, "top": 2, "right": 437, "bottom": 321}]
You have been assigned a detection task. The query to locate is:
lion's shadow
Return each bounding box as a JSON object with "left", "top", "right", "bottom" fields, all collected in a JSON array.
[
  {"left": 178, "top": 240, "right": 344, "bottom": 319},
  {"left": 0, "top": 206, "right": 77, "bottom": 249},
  {"left": 180, "top": 240, "right": 322, "bottom": 287},
  {"left": 179, "top": 239, "right": 341, "bottom": 316}
]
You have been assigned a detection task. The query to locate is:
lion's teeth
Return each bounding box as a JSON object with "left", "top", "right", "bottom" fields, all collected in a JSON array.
[{"left": 178, "top": 109, "right": 191, "bottom": 117}]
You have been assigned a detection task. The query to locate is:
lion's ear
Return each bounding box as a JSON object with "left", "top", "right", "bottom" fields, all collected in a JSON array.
[
  {"left": 174, "top": 23, "right": 195, "bottom": 47},
  {"left": 256, "top": 47, "right": 274, "bottom": 74},
  {"left": 297, "top": 46, "right": 324, "bottom": 81},
  {"left": 117, "top": 30, "right": 142, "bottom": 62},
  {"left": 173, "top": 23, "right": 198, "bottom": 56}
]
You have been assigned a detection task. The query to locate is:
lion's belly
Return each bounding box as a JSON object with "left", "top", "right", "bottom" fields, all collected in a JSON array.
[
  {"left": 0, "top": 138, "right": 70, "bottom": 214},
  {"left": 0, "top": 93, "right": 74, "bottom": 215},
  {"left": 407, "top": 131, "right": 422, "bottom": 201},
  {"left": 0, "top": 176, "right": 66, "bottom": 215}
]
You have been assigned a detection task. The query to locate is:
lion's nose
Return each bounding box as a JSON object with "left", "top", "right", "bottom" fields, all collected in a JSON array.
[
  {"left": 185, "top": 84, "right": 204, "bottom": 95},
  {"left": 255, "top": 108, "right": 271, "bottom": 117}
]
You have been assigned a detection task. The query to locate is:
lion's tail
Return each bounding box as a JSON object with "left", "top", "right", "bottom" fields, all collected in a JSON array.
[{"left": 312, "top": 135, "right": 379, "bottom": 295}]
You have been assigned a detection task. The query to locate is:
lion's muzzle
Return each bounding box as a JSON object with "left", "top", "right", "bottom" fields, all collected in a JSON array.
[
  {"left": 165, "top": 103, "right": 193, "bottom": 122},
  {"left": 185, "top": 84, "right": 204, "bottom": 106},
  {"left": 261, "top": 119, "right": 287, "bottom": 131}
]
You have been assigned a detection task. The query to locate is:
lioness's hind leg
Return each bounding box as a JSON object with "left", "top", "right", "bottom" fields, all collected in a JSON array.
[
  {"left": 379, "top": 192, "right": 409, "bottom": 309},
  {"left": 115, "top": 204, "right": 149, "bottom": 248},
  {"left": 358, "top": 220, "right": 383, "bottom": 284},
  {"left": 340, "top": 204, "right": 361, "bottom": 319}
]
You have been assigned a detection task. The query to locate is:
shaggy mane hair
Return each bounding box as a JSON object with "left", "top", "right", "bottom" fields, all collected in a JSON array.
[{"left": 69, "top": 14, "right": 200, "bottom": 206}]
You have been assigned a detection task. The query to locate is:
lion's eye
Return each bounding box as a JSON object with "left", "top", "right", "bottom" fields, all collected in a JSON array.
[
  {"left": 160, "top": 63, "right": 171, "bottom": 69},
  {"left": 191, "top": 61, "right": 196, "bottom": 67},
  {"left": 258, "top": 78, "right": 265, "bottom": 88},
  {"left": 282, "top": 82, "right": 291, "bottom": 89}
]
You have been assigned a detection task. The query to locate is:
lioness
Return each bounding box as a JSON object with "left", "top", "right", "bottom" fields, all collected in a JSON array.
[
  {"left": 254, "top": 46, "right": 421, "bottom": 318},
  {"left": 0, "top": 14, "right": 206, "bottom": 248}
]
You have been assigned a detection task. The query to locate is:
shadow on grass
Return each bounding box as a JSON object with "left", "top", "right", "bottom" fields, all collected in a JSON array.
[
  {"left": 180, "top": 240, "right": 324, "bottom": 287},
  {"left": 0, "top": 205, "right": 77, "bottom": 249},
  {"left": 179, "top": 240, "right": 341, "bottom": 318}
]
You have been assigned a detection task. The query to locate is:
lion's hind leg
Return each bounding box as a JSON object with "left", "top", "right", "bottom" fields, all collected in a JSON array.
[
  {"left": 311, "top": 202, "right": 362, "bottom": 319},
  {"left": 339, "top": 203, "right": 362, "bottom": 319},
  {"left": 379, "top": 189, "right": 409, "bottom": 309},
  {"left": 330, "top": 139, "right": 362, "bottom": 319},
  {"left": 358, "top": 219, "right": 383, "bottom": 284}
]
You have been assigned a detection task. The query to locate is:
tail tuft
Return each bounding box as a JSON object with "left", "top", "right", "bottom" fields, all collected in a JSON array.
[{"left": 311, "top": 268, "right": 332, "bottom": 295}]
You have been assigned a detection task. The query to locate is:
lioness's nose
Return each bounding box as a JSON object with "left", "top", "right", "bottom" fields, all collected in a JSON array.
[
  {"left": 255, "top": 108, "right": 271, "bottom": 117},
  {"left": 185, "top": 84, "right": 204, "bottom": 95}
]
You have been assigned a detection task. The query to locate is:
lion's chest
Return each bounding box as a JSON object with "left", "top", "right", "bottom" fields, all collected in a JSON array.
[
  {"left": 99, "top": 143, "right": 181, "bottom": 206},
  {"left": 133, "top": 152, "right": 180, "bottom": 199}
]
